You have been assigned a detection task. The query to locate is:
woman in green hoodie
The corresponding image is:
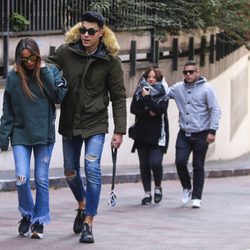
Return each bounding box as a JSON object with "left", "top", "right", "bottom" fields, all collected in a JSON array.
[{"left": 0, "top": 38, "right": 68, "bottom": 239}]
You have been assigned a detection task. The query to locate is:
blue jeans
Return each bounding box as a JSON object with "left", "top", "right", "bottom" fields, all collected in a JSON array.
[
  {"left": 175, "top": 130, "right": 208, "bottom": 200},
  {"left": 13, "top": 144, "right": 54, "bottom": 225},
  {"left": 63, "top": 134, "right": 105, "bottom": 216}
]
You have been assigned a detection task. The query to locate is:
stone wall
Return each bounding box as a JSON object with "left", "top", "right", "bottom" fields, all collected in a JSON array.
[{"left": 0, "top": 47, "right": 249, "bottom": 171}]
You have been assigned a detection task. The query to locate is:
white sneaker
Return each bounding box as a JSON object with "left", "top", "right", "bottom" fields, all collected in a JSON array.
[
  {"left": 192, "top": 199, "right": 201, "bottom": 208},
  {"left": 182, "top": 189, "right": 192, "bottom": 205}
]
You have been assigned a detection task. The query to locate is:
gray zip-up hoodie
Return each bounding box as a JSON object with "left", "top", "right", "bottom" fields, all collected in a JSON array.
[{"left": 168, "top": 76, "right": 221, "bottom": 134}]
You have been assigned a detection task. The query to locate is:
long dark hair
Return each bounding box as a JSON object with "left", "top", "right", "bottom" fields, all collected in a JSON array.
[{"left": 15, "top": 38, "right": 44, "bottom": 99}]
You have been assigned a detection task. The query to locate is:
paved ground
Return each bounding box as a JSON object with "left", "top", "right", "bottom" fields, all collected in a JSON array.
[
  {"left": 1, "top": 176, "right": 250, "bottom": 250},
  {"left": 1, "top": 153, "right": 250, "bottom": 249}
]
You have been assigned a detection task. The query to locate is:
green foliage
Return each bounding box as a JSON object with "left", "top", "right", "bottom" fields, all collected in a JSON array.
[
  {"left": 89, "top": 0, "right": 111, "bottom": 12},
  {"left": 182, "top": 0, "right": 250, "bottom": 45},
  {"left": 146, "top": 0, "right": 249, "bottom": 44},
  {"left": 11, "top": 12, "right": 30, "bottom": 32},
  {"left": 67, "top": 0, "right": 250, "bottom": 45},
  {"left": 90, "top": 0, "right": 149, "bottom": 29},
  {"left": 212, "top": 0, "right": 250, "bottom": 45}
]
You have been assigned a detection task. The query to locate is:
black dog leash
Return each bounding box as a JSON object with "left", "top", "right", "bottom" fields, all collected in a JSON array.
[
  {"left": 111, "top": 147, "right": 117, "bottom": 190},
  {"left": 109, "top": 147, "right": 117, "bottom": 206}
]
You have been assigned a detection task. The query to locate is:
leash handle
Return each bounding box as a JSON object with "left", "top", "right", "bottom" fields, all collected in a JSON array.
[{"left": 111, "top": 147, "right": 117, "bottom": 190}]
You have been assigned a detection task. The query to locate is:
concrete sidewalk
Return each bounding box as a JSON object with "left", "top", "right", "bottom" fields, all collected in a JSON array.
[
  {"left": 1, "top": 153, "right": 250, "bottom": 191},
  {"left": 1, "top": 176, "right": 250, "bottom": 249}
]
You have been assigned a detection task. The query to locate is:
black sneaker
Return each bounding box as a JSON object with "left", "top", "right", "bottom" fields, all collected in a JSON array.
[
  {"left": 18, "top": 217, "right": 31, "bottom": 237},
  {"left": 79, "top": 223, "right": 94, "bottom": 243},
  {"left": 141, "top": 194, "right": 152, "bottom": 205},
  {"left": 154, "top": 187, "right": 162, "bottom": 203},
  {"left": 73, "top": 209, "right": 86, "bottom": 234},
  {"left": 31, "top": 222, "right": 44, "bottom": 239}
]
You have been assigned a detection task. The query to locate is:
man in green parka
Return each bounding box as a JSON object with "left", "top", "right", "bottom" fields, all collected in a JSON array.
[{"left": 48, "top": 11, "right": 127, "bottom": 243}]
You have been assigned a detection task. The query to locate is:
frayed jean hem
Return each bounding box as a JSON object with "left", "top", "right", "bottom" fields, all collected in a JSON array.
[
  {"left": 19, "top": 206, "right": 34, "bottom": 220},
  {"left": 32, "top": 213, "right": 51, "bottom": 225}
]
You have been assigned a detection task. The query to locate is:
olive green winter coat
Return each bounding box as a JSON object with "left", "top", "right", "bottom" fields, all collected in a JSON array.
[{"left": 48, "top": 24, "right": 127, "bottom": 138}]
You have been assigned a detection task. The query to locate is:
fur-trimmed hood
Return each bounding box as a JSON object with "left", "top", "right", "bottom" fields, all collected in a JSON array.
[{"left": 65, "top": 22, "right": 120, "bottom": 57}]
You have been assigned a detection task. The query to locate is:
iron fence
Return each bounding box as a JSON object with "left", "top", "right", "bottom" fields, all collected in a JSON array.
[
  {"left": 0, "top": 0, "right": 241, "bottom": 81},
  {"left": 0, "top": 0, "right": 149, "bottom": 34}
]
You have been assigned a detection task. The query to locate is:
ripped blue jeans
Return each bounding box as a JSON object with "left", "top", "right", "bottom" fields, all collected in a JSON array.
[
  {"left": 63, "top": 134, "right": 105, "bottom": 216},
  {"left": 13, "top": 144, "right": 54, "bottom": 225}
]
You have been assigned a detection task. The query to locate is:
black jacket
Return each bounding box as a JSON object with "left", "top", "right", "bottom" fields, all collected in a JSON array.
[{"left": 129, "top": 91, "right": 169, "bottom": 153}]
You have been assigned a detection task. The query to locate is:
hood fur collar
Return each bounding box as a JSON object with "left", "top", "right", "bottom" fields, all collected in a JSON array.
[{"left": 65, "top": 23, "right": 120, "bottom": 57}]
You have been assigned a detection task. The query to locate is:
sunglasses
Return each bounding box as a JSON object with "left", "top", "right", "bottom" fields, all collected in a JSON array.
[
  {"left": 79, "top": 27, "right": 100, "bottom": 35},
  {"left": 21, "top": 54, "right": 37, "bottom": 63},
  {"left": 182, "top": 70, "right": 196, "bottom": 75}
]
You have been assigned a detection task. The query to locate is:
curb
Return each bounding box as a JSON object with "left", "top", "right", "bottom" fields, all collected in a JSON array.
[{"left": 1, "top": 168, "right": 250, "bottom": 192}]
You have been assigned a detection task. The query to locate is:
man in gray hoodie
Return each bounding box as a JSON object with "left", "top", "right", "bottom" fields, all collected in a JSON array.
[{"left": 168, "top": 60, "right": 221, "bottom": 208}]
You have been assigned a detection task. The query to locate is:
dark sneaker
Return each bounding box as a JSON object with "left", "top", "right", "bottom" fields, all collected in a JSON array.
[
  {"left": 31, "top": 222, "right": 44, "bottom": 239},
  {"left": 18, "top": 217, "right": 31, "bottom": 237},
  {"left": 141, "top": 194, "right": 152, "bottom": 205},
  {"left": 154, "top": 187, "right": 162, "bottom": 203},
  {"left": 79, "top": 223, "right": 94, "bottom": 243},
  {"left": 73, "top": 209, "right": 86, "bottom": 234}
]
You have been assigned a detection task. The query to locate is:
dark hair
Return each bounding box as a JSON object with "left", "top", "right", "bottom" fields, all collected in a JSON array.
[
  {"left": 184, "top": 60, "right": 197, "bottom": 66},
  {"left": 15, "top": 38, "right": 41, "bottom": 65},
  {"left": 143, "top": 68, "right": 163, "bottom": 82},
  {"left": 81, "top": 11, "right": 105, "bottom": 28},
  {"left": 15, "top": 38, "right": 43, "bottom": 99}
]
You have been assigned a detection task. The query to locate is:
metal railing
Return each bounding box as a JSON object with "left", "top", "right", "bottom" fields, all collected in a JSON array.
[
  {"left": 0, "top": 0, "right": 240, "bottom": 81},
  {"left": 0, "top": 0, "right": 149, "bottom": 34}
]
